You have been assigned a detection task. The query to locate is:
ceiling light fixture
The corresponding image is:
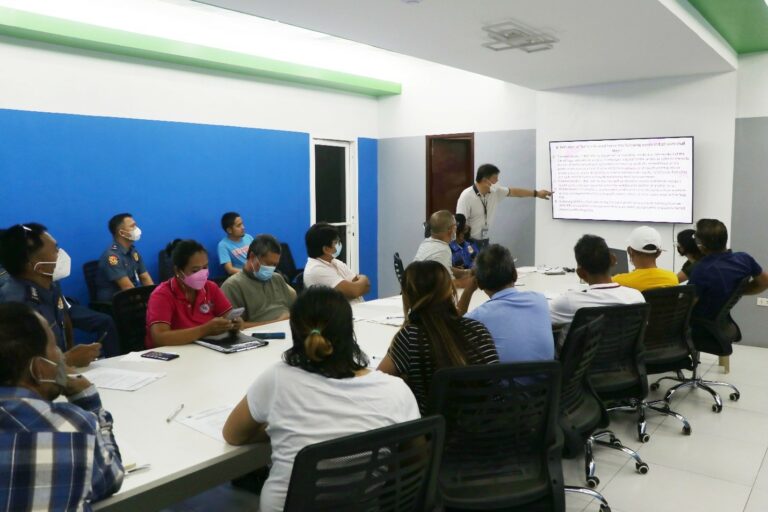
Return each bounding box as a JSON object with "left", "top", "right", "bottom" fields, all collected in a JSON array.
[{"left": 482, "top": 20, "right": 558, "bottom": 53}]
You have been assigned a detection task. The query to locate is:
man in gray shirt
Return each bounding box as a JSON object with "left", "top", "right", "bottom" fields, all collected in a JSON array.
[
  {"left": 221, "top": 234, "right": 296, "bottom": 328},
  {"left": 414, "top": 210, "right": 471, "bottom": 286}
]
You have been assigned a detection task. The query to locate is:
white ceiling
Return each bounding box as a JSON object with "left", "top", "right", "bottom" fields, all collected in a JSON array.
[{"left": 196, "top": 0, "right": 735, "bottom": 90}]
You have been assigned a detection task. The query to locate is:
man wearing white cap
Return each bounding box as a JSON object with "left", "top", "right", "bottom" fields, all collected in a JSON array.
[{"left": 613, "top": 226, "right": 678, "bottom": 291}]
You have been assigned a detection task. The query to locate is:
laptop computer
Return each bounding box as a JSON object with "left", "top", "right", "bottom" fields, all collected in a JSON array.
[{"left": 194, "top": 332, "right": 267, "bottom": 353}]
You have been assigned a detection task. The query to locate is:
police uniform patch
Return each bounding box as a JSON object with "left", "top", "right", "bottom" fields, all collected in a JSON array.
[
  {"left": 133, "top": 252, "right": 140, "bottom": 262},
  {"left": 199, "top": 303, "right": 211, "bottom": 314},
  {"left": 108, "top": 255, "right": 119, "bottom": 266},
  {"left": 57, "top": 297, "right": 64, "bottom": 310}
]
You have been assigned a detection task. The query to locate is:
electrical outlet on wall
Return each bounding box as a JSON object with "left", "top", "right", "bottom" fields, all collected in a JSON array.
[{"left": 757, "top": 297, "right": 768, "bottom": 307}]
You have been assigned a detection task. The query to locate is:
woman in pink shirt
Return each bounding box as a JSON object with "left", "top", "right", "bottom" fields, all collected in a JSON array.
[{"left": 146, "top": 239, "right": 243, "bottom": 348}]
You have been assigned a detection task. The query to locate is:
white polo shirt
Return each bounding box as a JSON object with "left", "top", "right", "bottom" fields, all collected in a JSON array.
[
  {"left": 456, "top": 184, "right": 510, "bottom": 240},
  {"left": 304, "top": 257, "right": 364, "bottom": 303},
  {"left": 549, "top": 283, "right": 645, "bottom": 338},
  {"left": 413, "top": 237, "right": 453, "bottom": 276}
]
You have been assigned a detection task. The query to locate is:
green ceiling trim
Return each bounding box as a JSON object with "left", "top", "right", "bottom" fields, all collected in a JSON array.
[
  {"left": 688, "top": 0, "right": 768, "bottom": 54},
  {"left": 0, "top": 6, "right": 401, "bottom": 96}
]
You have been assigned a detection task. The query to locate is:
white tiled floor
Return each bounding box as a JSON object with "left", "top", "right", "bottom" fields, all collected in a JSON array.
[{"left": 164, "top": 344, "right": 768, "bottom": 512}]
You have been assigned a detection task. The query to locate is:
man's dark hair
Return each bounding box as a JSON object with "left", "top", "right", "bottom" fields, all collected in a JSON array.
[
  {"left": 221, "top": 212, "right": 241, "bottom": 232},
  {"left": 475, "top": 244, "right": 517, "bottom": 291},
  {"left": 305, "top": 222, "right": 340, "bottom": 259},
  {"left": 0, "top": 302, "right": 48, "bottom": 385},
  {"left": 677, "top": 229, "right": 702, "bottom": 258},
  {"left": 108, "top": 213, "right": 132, "bottom": 237},
  {"left": 166, "top": 239, "right": 207, "bottom": 270},
  {"left": 695, "top": 219, "right": 728, "bottom": 252},
  {"left": 475, "top": 163, "right": 501, "bottom": 182},
  {"left": 574, "top": 234, "right": 611, "bottom": 275},
  {"left": 248, "top": 234, "right": 282, "bottom": 259},
  {"left": 284, "top": 286, "right": 368, "bottom": 379},
  {"left": 454, "top": 213, "right": 467, "bottom": 234},
  {"left": 0, "top": 223, "right": 48, "bottom": 277}
]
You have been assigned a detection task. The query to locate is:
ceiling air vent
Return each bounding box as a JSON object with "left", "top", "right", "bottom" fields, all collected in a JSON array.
[{"left": 482, "top": 20, "right": 558, "bottom": 53}]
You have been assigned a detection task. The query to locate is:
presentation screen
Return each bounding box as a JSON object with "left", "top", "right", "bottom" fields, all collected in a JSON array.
[{"left": 549, "top": 136, "right": 693, "bottom": 223}]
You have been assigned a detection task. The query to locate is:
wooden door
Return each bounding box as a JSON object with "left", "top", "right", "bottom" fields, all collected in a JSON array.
[{"left": 426, "top": 133, "right": 474, "bottom": 219}]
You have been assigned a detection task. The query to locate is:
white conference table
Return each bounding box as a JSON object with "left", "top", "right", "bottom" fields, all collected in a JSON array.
[{"left": 93, "top": 269, "right": 584, "bottom": 511}]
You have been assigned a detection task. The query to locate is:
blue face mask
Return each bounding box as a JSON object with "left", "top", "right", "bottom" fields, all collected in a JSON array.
[
  {"left": 333, "top": 242, "right": 343, "bottom": 259},
  {"left": 252, "top": 259, "right": 276, "bottom": 281}
]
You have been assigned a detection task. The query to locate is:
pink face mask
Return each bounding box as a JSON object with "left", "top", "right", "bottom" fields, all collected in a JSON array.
[{"left": 181, "top": 268, "right": 209, "bottom": 290}]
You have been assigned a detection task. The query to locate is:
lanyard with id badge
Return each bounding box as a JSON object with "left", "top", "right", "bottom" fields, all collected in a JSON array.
[{"left": 474, "top": 184, "right": 490, "bottom": 240}]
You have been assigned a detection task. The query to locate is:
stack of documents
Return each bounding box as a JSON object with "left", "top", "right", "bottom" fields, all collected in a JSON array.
[{"left": 82, "top": 367, "right": 165, "bottom": 391}]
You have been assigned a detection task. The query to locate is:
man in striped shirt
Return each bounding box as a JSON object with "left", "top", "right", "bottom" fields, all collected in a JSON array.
[{"left": 0, "top": 302, "right": 124, "bottom": 511}]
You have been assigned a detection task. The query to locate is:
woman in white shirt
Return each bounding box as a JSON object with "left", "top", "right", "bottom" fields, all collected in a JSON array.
[{"left": 222, "top": 286, "right": 420, "bottom": 512}]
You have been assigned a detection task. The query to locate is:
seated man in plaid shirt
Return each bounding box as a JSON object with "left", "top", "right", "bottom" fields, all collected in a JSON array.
[{"left": 0, "top": 302, "right": 124, "bottom": 511}]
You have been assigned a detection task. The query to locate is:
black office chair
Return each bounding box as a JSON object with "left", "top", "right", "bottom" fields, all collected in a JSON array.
[
  {"left": 284, "top": 416, "right": 445, "bottom": 512},
  {"left": 276, "top": 242, "right": 303, "bottom": 286},
  {"left": 428, "top": 362, "right": 610, "bottom": 511},
  {"left": 158, "top": 249, "right": 174, "bottom": 281},
  {"left": 393, "top": 252, "right": 405, "bottom": 288},
  {"left": 293, "top": 271, "right": 305, "bottom": 294},
  {"left": 560, "top": 315, "right": 646, "bottom": 491},
  {"left": 112, "top": 285, "right": 156, "bottom": 354},
  {"left": 655, "top": 277, "right": 750, "bottom": 412},
  {"left": 81, "top": 260, "right": 113, "bottom": 315},
  {"left": 211, "top": 275, "right": 228, "bottom": 287},
  {"left": 608, "top": 248, "right": 628, "bottom": 276}
]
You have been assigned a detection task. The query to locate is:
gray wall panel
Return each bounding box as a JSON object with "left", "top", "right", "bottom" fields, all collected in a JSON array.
[{"left": 732, "top": 117, "right": 768, "bottom": 347}]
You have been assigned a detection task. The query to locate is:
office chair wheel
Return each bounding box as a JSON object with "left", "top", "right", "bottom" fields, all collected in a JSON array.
[
  {"left": 712, "top": 404, "right": 723, "bottom": 413},
  {"left": 650, "top": 382, "right": 660, "bottom": 391},
  {"left": 600, "top": 506, "right": 611, "bottom": 512},
  {"left": 611, "top": 439, "right": 623, "bottom": 447},
  {"left": 587, "top": 476, "right": 600, "bottom": 488},
  {"left": 730, "top": 392, "right": 740, "bottom": 401},
  {"left": 636, "top": 462, "right": 649, "bottom": 474},
  {"left": 682, "top": 425, "right": 692, "bottom": 435},
  {"left": 639, "top": 433, "right": 650, "bottom": 443}
]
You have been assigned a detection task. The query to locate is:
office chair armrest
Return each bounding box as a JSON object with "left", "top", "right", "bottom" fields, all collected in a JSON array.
[{"left": 88, "top": 301, "right": 113, "bottom": 316}]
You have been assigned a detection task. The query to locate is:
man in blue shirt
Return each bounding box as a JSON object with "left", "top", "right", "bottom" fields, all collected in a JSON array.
[
  {"left": 449, "top": 214, "right": 480, "bottom": 269},
  {"left": 0, "top": 302, "right": 123, "bottom": 511},
  {"left": 0, "top": 224, "right": 103, "bottom": 366},
  {"left": 459, "top": 244, "right": 554, "bottom": 362},
  {"left": 95, "top": 213, "right": 154, "bottom": 302},
  {"left": 218, "top": 212, "right": 254, "bottom": 276},
  {"left": 689, "top": 218, "right": 768, "bottom": 319}
]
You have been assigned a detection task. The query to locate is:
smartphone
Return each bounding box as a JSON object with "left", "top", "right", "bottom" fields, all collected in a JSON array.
[
  {"left": 252, "top": 332, "right": 286, "bottom": 340},
  {"left": 141, "top": 351, "right": 180, "bottom": 361},
  {"left": 226, "top": 307, "right": 245, "bottom": 320}
]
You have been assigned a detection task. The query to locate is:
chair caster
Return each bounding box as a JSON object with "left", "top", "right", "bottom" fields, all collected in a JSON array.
[
  {"left": 730, "top": 392, "right": 740, "bottom": 401},
  {"left": 600, "top": 505, "right": 612, "bottom": 512},
  {"left": 611, "top": 439, "right": 623, "bottom": 447},
  {"left": 712, "top": 404, "right": 723, "bottom": 413},
  {"left": 639, "top": 433, "right": 650, "bottom": 443},
  {"left": 587, "top": 476, "right": 600, "bottom": 488},
  {"left": 682, "top": 425, "right": 692, "bottom": 435},
  {"left": 650, "top": 382, "right": 660, "bottom": 391},
  {"left": 636, "top": 462, "right": 649, "bottom": 474}
]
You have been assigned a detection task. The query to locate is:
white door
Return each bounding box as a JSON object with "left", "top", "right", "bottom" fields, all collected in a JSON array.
[{"left": 310, "top": 138, "right": 359, "bottom": 272}]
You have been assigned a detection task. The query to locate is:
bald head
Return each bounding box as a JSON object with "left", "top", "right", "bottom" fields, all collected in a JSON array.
[{"left": 429, "top": 210, "right": 455, "bottom": 237}]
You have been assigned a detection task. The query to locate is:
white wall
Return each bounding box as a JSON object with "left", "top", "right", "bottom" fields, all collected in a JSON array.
[
  {"left": 377, "top": 57, "right": 537, "bottom": 139},
  {"left": 535, "top": 72, "right": 738, "bottom": 271},
  {"left": 737, "top": 51, "right": 768, "bottom": 119},
  {"left": 0, "top": 36, "right": 379, "bottom": 140}
]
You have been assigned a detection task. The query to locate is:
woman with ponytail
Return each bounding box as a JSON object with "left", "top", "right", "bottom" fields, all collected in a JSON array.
[
  {"left": 378, "top": 260, "right": 499, "bottom": 413},
  {"left": 222, "top": 286, "right": 419, "bottom": 512}
]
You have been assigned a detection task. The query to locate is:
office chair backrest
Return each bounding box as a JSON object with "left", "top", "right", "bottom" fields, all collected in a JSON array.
[
  {"left": 641, "top": 285, "right": 696, "bottom": 356},
  {"left": 112, "top": 285, "right": 156, "bottom": 354},
  {"left": 211, "top": 275, "right": 228, "bottom": 287},
  {"left": 608, "top": 248, "right": 629, "bottom": 276},
  {"left": 276, "top": 242, "right": 301, "bottom": 282},
  {"left": 158, "top": 249, "right": 174, "bottom": 281},
  {"left": 393, "top": 252, "right": 405, "bottom": 288},
  {"left": 284, "top": 416, "right": 445, "bottom": 512},
  {"left": 559, "top": 316, "right": 606, "bottom": 432},
  {"left": 82, "top": 260, "right": 100, "bottom": 302},
  {"left": 691, "top": 276, "right": 751, "bottom": 355},
  {"left": 293, "top": 271, "right": 305, "bottom": 293},
  {"left": 576, "top": 303, "right": 650, "bottom": 399},
  {"left": 427, "top": 361, "right": 564, "bottom": 510}
]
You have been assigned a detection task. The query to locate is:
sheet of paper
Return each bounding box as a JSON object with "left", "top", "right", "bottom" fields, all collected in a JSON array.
[
  {"left": 516, "top": 266, "right": 538, "bottom": 274},
  {"left": 357, "top": 315, "right": 404, "bottom": 327},
  {"left": 176, "top": 405, "right": 234, "bottom": 443},
  {"left": 82, "top": 367, "right": 165, "bottom": 391}
]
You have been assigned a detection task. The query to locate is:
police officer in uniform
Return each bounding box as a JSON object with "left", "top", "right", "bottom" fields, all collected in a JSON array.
[
  {"left": 0, "top": 224, "right": 102, "bottom": 367},
  {"left": 95, "top": 213, "right": 154, "bottom": 302}
]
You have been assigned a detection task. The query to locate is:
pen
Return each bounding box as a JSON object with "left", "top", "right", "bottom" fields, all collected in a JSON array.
[
  {"left": 385, "top": 315, "right": 404, "bottom": 319},
  {"left": 166, "top": 403, "right": 184, "bottom": 423},
  {"left": 125, "top": 463, "right": 151, "bottom": 474}
]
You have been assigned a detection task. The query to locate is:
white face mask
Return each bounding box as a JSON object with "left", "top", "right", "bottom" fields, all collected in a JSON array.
[
  {"left": 30, "top": 347, "right": 68, "bottom": 389},
  {"left": 34, "top": 249, "right": 72, "bottom": 282},
  {"left": 121, "top": 226, "right": 142, "bottom": 242}
]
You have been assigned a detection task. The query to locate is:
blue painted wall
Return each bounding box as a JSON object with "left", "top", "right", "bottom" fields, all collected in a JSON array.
[
  {"left": 0, "top": 108, "right": 322, "bottom": 303},
  {"left": 358, "top": 138, "right": 378, "bottom": 299}
]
